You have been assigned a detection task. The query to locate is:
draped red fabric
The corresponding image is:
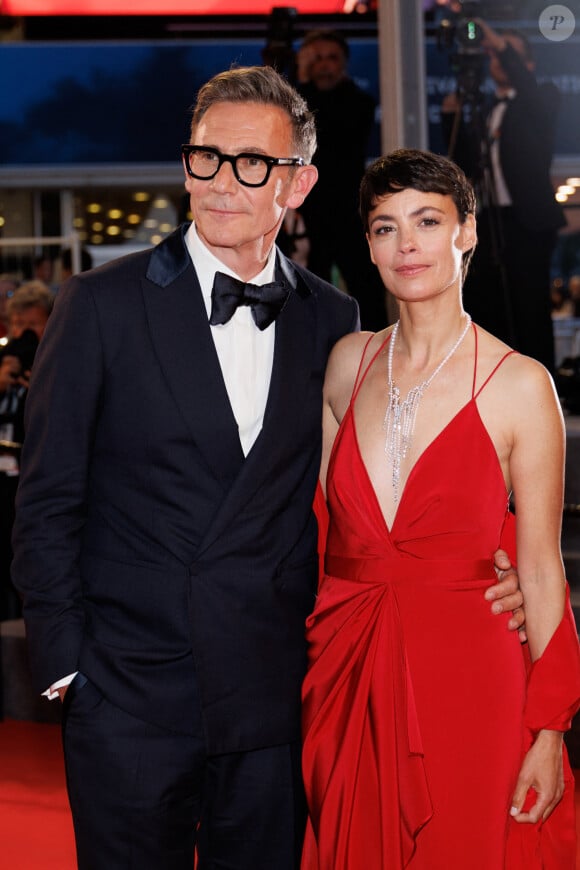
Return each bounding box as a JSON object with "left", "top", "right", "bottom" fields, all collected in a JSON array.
[
  {"left": 313, "top": 481, "right": 329, "bottom": 587},
  {"left": 304, "top": 343, "right": 580, "bottom": 867},
  {"left": 505, "top": 585, "right": 580, "bottom": 867}
]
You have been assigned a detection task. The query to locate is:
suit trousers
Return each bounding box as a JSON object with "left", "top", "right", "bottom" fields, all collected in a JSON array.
[{"left": 62, "top": 676, "right": 306, "bottom": 870}]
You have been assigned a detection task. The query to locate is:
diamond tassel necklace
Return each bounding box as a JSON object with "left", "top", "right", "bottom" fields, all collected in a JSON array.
[{"left": 383, "top": 315, "right": 472, "bottom": 503}]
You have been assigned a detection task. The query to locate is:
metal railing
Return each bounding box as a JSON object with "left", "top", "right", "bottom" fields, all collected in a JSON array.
[{"left": 0, "top": 234, "right": 81, "bottom": 275}]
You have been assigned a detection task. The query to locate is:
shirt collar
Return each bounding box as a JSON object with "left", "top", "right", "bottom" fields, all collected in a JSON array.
[
  {"left": 185, "top": 222, "right": 277, "bottom": 312},
  {"left": 494, "top": 87, "right": 516, "bottom": 102}
]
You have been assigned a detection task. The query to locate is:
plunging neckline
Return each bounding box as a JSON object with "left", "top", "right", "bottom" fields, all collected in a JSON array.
[
  {"left": 329, "top": 325, "right": 513, "bottom": 535},
  {"left": 350, "top": 397, "right": 506, "bottom": 534}
]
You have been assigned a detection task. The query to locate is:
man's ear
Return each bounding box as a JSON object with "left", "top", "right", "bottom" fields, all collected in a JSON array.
[
  {"left": 285, "top": 164, "right": 318, "bottom": 209},
  {"left": 181, "top": 149, "right": 193, "bottom": 190}
]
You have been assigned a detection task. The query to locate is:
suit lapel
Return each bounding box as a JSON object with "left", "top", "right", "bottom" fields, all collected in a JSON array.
[
  {"left": 141, "top": 226, "right": 244, "bottom": 483},
  {"left": 142, "top": 233, "right": 317, "bottom": 552},
  {"left": 197, "top": 254, "right": 317, "bottom": 555},
  {"left": 259, "top": 254, "right": 315, "bottom": 449}
]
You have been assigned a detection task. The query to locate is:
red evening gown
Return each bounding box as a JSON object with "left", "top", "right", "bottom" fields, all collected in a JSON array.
[{"left": 302, "top": 326, "right": 580, "bottom": 869}]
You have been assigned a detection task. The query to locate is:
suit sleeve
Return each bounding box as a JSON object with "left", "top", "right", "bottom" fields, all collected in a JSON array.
[
  {"left": 11, "top": 278, "right": 104, "bottom": 693},
  {"left": 495, "top": 43, "right": 546, "bottom": 105}
]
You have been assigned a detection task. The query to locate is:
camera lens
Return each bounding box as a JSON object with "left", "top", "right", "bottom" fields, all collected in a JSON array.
[
  {"left": 456, "top": 18, "right": 484, "bottom": 52},
  {"left": 0, "top": 330, "right": 39, "bottom": 373}
]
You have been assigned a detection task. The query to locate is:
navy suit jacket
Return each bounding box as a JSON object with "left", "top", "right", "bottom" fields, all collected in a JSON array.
[{"left": 12, "top": 224, "right": 359, "bottom": 753}]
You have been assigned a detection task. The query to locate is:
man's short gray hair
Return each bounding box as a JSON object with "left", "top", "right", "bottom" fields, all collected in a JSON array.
[{"left": 190, "top": 66, "right": 317, "bottom": 163}]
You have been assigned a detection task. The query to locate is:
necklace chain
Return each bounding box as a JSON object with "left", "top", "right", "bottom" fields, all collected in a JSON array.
[{"left": 383, "top": 315, "right": 472, "bottom": 503}]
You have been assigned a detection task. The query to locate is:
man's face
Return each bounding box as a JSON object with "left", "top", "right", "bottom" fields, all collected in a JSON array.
[
  {"left": 9, "top": 305, "right": 49, "bottom": 340},
  {"left": 184, "top": 101, "right": 316, "bottom": 277},
  {"left": 34, "top": 259, "right": 53, "bottom": 284},
  {"left": 307, "top": 40, "right": 347, "bottom": 91}
]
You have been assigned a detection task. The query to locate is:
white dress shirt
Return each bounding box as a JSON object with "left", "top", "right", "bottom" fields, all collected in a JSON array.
[
  {"left": 488, "top": 89, "right": 516, "bottom": 207},
  {"left": 185, "top": 222, "right": 276, "bottom": 456}
]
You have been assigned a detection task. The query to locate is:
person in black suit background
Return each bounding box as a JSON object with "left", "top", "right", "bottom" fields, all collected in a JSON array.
[
  {"left": 442, "top": 21, "right": 565, "bottom": 373},
  {"left": 12, "top": 65, "right": 522, "bottom": 869},
  {"left": 297, "top": 29, "right": 388, "bottom": 332}
]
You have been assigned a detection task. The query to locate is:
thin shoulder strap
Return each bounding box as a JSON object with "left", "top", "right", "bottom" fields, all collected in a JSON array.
[
  {"left": 351, "top": 332, "right": 391, "bottom": 404},
  {"left": 473, "top": 328, "right": 518, "bottom": 399}
]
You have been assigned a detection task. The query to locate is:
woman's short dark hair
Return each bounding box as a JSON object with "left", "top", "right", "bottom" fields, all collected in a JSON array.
[{"left": 360, "top": 148, "right": 477, "bottom": 280}]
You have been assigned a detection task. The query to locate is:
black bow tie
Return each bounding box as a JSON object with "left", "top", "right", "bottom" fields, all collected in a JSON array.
[{"left": 209, "top": 271, "right": 290, "bottom": 331}]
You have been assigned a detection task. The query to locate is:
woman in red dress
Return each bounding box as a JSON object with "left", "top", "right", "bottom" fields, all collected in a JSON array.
[{"left": 301, "top": 149, "right": 580, "bottom": 868}]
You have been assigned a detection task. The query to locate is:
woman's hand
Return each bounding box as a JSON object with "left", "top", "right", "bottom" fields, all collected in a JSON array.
[{"left": 510, "top": 729, "right": 565, "bottom": 823}]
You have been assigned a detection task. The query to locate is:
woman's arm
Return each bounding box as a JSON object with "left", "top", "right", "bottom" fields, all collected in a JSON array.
[
  {"left": 507, "top": 359, "right": 569, "bottom": 823},
  {"left": 509, "top": 361, "right": 566, "bottom": 661}
]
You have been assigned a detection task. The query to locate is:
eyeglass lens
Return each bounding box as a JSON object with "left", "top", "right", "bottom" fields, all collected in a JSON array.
[{"left": 188, "top": 149, "right": 269, "bottom": 185}]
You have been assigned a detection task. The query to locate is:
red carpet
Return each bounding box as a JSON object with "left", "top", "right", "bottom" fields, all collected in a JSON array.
[
  {"left": 1, "top": 718, "right": 579, "bottom": 868},
  {"left": 0, "top": 719, "right": 76, "bottom": 869}
]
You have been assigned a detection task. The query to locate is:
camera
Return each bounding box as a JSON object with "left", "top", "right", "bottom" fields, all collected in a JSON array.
[
  {"left": 0, "top": 329, "right": 39, "bottom": 376},
  {"left": 437, "top": 1, "right": 516, "bottom": 101},
  {"left": 454, "top": 2, "right": 486, "bottom": 54}
]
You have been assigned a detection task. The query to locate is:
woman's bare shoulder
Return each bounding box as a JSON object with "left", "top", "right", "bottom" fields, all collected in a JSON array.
[
  {"left": 475, "top": 325, "right": 561, "bottom": 417},
  {"left": 325, "top": 327, "right": 393, "bottom": 399},
  {"left": 329, "top": 327, "right": 392, "bottom": 368}
]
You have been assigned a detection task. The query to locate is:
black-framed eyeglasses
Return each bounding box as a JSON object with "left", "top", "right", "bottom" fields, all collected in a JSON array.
[{"left": 181, "top": 145, "right": 304, "bottom": 188}]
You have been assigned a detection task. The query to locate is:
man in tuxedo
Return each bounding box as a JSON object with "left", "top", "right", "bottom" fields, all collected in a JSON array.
[
  {"left": 12, "top": 66, "right": 522, "bottom": 870},
  {"left": 442, "top": 21, "right": 565, "bottom": 373}
]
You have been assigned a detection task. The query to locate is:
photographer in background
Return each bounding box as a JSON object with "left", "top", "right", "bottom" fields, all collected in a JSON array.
[
  {"left": 0, "top": 281, "right": 52, "bottom": 620},
  {"left": 297, "top": 29, "right": 387, "bottom": 331},
  {"left": 442, "top": 20, "right": 565, "bottom": 373}
]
